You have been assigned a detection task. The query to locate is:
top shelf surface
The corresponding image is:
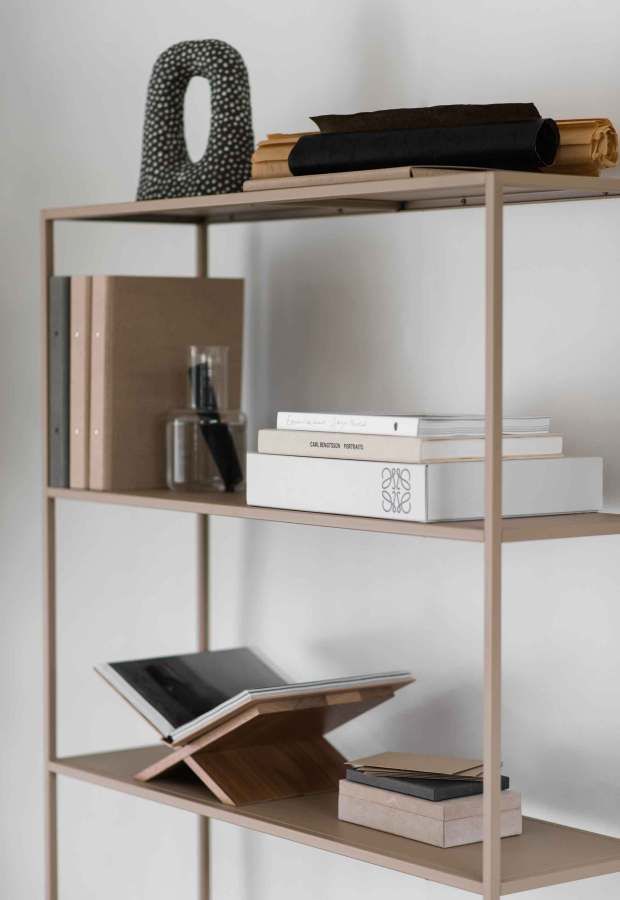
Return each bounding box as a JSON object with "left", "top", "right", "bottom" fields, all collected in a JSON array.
[{"left": 43, "top": 170, "right": 620, "bottom": 225}]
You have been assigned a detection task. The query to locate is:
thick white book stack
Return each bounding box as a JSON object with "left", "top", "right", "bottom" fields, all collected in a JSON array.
[{"left": 247, "top": 412, "right": 603, "bottom": 523}]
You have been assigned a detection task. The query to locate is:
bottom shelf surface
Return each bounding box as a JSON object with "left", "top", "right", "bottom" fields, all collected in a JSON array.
[{"left": 50, "top": 746, "right": 620, "bottom": 896}]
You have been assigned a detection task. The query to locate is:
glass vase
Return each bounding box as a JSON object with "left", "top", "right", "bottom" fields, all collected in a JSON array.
[{"left": 166, "top": 345, "right": 246, "bottom": 493}]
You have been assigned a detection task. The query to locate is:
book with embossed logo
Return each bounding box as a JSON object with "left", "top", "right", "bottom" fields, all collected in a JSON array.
[{"left": 246, "top": 453, "right": 602, "bottom": 522}]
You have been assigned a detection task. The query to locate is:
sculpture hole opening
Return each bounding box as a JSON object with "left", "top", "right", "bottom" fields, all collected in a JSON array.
[{"left": 184, "top": 77, "right": 212, "bottom": 162}]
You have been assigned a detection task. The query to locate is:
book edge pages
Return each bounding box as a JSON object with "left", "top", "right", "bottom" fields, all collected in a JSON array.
[
  {"left": 170, "top": 671, "right": 413, "bottom": 744},
  {"left": 276, "top": 412, "right": 552, "bottom": 423},
  {"left": 274, "top": 412, "right": 552, "bottom": 436},
  {"left": 257, "top": 429, "right": 563, "bottom": 462}
]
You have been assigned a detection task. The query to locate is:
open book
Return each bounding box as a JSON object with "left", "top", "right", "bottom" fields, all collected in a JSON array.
[{"left": 96, "top": 647, "right": 413, "bottom": 746}]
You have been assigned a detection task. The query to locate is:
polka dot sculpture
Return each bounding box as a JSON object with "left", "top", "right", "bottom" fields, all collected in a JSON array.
[{"left": 137, "top": 40, "right": 254, "bottom": 200}]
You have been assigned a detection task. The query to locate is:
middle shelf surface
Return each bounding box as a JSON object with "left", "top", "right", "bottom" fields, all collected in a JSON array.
[
  {"left": 48, "top": 487, "right": 620, "bottom": 543},
  {"left": 51, "top": 745, "right": 620, "bottom": 896}
]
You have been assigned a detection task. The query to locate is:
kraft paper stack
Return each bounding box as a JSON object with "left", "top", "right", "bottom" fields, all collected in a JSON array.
[{"left": 250, "top": 132, "right": 311, "bottom": 179}]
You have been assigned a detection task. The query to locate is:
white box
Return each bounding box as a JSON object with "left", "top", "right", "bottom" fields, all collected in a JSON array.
[{"left": 247, "top": 453, "right": 602, "bottom": 522}]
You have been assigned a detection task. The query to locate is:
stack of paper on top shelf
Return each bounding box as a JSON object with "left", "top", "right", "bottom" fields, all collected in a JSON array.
[{"left": 247, "top": 411, "right": 603, "bottom": 523}]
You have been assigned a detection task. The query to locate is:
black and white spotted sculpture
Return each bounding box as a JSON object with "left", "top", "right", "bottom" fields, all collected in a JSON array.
[{"left": 137, "top": 40, "right": 254, "bottom": 200}]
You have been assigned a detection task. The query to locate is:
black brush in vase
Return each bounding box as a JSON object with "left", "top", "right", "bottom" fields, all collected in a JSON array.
[{"left": 189, "top": 360, "right": 243, "bottom": 492}]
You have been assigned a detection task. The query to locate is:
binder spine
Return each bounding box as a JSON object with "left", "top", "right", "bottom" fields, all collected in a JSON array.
[
  {"left": 69, "top": 276, "right": 92, "bottom": 488},
  {"left": 88, "top": 277, "right": 111, "bottom": 490}
]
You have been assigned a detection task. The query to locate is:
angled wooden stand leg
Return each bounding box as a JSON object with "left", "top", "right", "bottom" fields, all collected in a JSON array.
[
  {"left": 135, "top": 687, "right": 400, "bottom": 806},
  {"left": 186, "top": 736, "right": 346, "bottom": 805},
  {"left": 483, "top": 173, "right": 504, "bottom": 900}
]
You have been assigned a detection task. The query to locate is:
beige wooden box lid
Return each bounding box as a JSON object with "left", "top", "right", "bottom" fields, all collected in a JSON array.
[{"left": 339, "top": 779, "right": 521, "bottom": 821}]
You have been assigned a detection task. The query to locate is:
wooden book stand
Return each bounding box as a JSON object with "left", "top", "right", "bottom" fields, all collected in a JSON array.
[{"left": 136, "top": 683, "right": 408, "bottom": 805}]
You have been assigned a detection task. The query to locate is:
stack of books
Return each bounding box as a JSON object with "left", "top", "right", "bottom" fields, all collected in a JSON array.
[
  {"left": 339, "top": 752, "right": 522, "bottom": 848},
  {"left": 244, "top": 103, "right": 617, "bottom": 190},
  {"left": 246, "top": 411, "right": 603, "bottom": 522}
]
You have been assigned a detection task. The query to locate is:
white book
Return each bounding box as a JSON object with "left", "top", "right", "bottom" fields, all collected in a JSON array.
[
  {"left": 247, "top": 453, "right": 602, "bottom": 522},
  {"left": 276, "top": 412, "right": 551, "bottom": 437},
  {"left": 258, "top": 429, "right": 563, "bottom": 462}
]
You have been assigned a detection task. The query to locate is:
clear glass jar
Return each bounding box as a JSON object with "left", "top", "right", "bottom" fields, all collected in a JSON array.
[{"left": 166, "top": 346, "right": 246, "bottom": 492}]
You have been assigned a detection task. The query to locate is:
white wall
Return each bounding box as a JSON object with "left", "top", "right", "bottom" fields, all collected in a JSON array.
[{"left": 1, "top": 0, "right": 619, "bottom": 897}]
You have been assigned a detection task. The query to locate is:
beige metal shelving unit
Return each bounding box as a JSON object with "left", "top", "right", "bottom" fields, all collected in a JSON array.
[{"left": 42, "top": 169, "right": 620, "bottom": 900}]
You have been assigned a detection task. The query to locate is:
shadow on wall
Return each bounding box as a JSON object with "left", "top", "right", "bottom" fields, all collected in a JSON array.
[
  {"left": 351, "top": 2, "right": 425, "bottom": 113},
  {"left": 244, "top": 210, "right": 486, "bottom": 439},
  {"left": 516, "top": 738, "right": 620, "bottom": 826}
]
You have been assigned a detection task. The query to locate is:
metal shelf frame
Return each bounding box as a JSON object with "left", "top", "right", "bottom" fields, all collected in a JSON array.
[{"left": 41, "top": 170, "right": 620, "bottom": 900}]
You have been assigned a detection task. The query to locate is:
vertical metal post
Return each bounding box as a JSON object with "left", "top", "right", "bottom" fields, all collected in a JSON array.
[
  {"left": 195, "top": 220, "right": 211, "bottom": 900},
  {"left": 483, "top": 174, "right": 503, "bottom": 900},
  {"left": 42, "top": 214, "right": 58, "bottom": 900},
  {"left": 195, "top": 220, "right": 208, "bottom": 283},
  {"left": 197, "top": 512, "right": 210, "bottom": 900}
]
